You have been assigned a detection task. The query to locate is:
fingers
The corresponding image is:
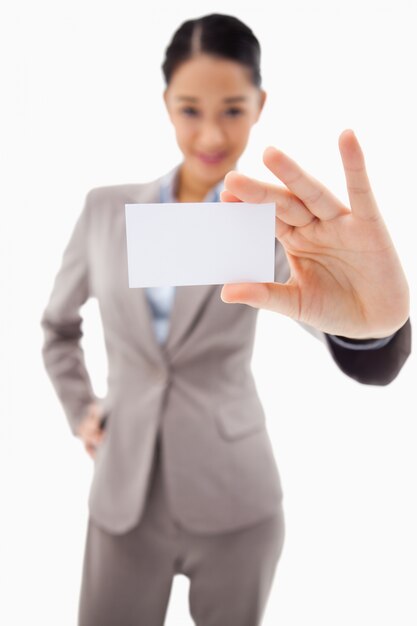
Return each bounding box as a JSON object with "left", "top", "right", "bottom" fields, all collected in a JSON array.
[
  {"left": 221, "top": 188, "right": 294, "bottom": 240},
  {"left": 223, "top": 171, "right": 315, "bottom": 227},
  {"left": 221, "top": 280, "right": 300, "bottom": 319},
  {"left": 220, "top": 189, "right": 241, "bottom": 202},
  {"left": 84, "top": 427, "right": 104, "bottom": 459},
  {"left": 223, "top": 134, "right": 374, "bottom": 225},
  {"left": 77, "top": 402, "right": 105, "bottom": 459},
  {"left": 261, "top": 146, "right": 349, "bottom": 221},
  {"left": 338, "top": 129, "right": 381, "bottom": 221},
  {"left": 85, "top": 442, "right": 98, "bottom": 459}
]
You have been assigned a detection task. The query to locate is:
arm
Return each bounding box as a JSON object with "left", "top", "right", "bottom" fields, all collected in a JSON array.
[{"left": 40, "top": 190, "right": 98, "bottom": 435}]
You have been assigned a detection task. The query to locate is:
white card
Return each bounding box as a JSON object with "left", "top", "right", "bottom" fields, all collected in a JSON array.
[{"left": 125, "top": 202, "right": 276, "bottom": 287}]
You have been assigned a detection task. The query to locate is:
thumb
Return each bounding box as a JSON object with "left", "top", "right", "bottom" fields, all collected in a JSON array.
[{"left": 221, "top": 281, "right": 300, "bottom": 319}]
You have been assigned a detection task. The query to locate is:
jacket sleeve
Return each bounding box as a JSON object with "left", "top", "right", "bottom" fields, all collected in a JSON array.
[
  {"left": 40, "top": 190, "right": 98, "bottom": 435},
  {"left": 274, "top": 240, "right": 412, "bottom": 386},
  {"left": 323, "top": 319, "right": 411, "bottom": 385}
]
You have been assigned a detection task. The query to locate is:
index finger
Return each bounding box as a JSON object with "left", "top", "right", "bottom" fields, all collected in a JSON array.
[
  {"left": 262, "top": 146, "right": 348, "bottom": 221},
  {"left": 223, "top": 171, "right": 315, "bottom": 227}
]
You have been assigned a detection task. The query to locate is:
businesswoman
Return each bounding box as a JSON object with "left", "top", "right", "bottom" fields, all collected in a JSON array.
[{"left": 41, "top": 13, "right": 411, "bottom": 626}]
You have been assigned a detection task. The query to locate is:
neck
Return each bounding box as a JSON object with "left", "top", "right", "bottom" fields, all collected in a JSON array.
[{"left": 176, "top": 164, "right": 220, "bottom": 203}]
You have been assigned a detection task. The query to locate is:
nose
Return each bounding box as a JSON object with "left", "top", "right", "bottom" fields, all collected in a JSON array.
[{"left": 197, "top": 120, "right": 226, "bottom": 151}]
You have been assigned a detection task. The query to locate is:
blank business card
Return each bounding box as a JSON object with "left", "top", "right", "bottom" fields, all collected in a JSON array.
[{"left": 125, "top": 201, "right": 275, "bottom": 287}]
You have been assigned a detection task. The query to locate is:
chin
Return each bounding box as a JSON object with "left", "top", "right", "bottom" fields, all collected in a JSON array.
[{"left": 194, "top": 157, "right": 235, "bottom": 181}]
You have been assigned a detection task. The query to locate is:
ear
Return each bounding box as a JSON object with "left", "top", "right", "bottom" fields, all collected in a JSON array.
[
  {"left": 163, "top": 88, "right": 172, "bottom": 121},
  {"left": 255, "top": 89, "right": 267, "bottom": 122}
]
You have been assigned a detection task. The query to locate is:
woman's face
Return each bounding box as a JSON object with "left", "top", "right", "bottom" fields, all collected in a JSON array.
[{"left": 163, "top": 54, "right": 266, "bottom": 186}]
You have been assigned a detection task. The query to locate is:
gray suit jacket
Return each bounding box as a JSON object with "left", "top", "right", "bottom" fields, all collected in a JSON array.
[{"left": 41, "top": 173, "right": 412, "bottom": 534}]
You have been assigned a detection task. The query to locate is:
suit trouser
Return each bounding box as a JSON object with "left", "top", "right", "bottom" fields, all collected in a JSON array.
[{"left": 78, "top": 433, "right": 286, "bottom": 626}]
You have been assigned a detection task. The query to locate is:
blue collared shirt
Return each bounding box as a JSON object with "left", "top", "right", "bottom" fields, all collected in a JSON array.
[{"left": 144, "top": 164, "right": 224, "bottom": 344}]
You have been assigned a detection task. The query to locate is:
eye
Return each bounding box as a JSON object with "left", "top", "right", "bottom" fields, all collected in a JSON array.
[
  {"left": 225, "top": 108, "right": 243, "bottom": 117},
  {"left": 181, "top": 107, "right": 199, "bottom": 117}
]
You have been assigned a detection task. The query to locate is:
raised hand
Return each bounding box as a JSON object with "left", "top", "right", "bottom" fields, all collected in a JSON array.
[{"left": 220, "top": 129, "right": 409, "bottom": 339}]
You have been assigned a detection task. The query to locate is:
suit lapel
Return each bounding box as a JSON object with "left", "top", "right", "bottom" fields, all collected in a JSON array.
[
  {"left": 132, "top": 284, "right": 215, "bottom": 365},
  {"left": 163, "top": 284, "right": 216, "bottom": 354}
]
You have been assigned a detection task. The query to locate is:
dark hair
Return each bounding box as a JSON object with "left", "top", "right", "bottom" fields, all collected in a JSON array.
[{"left": 161, "top": 13, "right": 262, "bottom": 88}]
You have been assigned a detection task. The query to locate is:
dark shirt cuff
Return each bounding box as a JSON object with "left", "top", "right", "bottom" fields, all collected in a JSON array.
[{"left": 326, "top": 332, "right": 397, "bottom": 351}]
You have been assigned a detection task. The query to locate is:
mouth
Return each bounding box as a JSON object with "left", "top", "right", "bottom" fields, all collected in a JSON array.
[{"left": 196, "top": 151, "right": 228, "bottom": 165}]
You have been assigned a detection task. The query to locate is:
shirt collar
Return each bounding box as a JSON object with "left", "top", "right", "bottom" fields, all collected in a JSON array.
[{"left": 159, "top": 163, "right": 225, "bottom": 203}]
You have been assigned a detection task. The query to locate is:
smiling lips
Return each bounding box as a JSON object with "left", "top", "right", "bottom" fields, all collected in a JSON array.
[{"left": 196, "top": 151, "right": 227, "bottom": 165}]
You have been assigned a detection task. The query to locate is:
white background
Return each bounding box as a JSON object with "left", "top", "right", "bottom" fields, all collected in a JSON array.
[{"left": 1, "top": 1, "right": 416, "bottom": 624}]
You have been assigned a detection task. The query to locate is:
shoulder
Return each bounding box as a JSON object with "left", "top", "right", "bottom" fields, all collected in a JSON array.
[
  {"left": 78, "top": 176, "right": 163, "bottom": 232},
  {"left": 84, "top": 177, "right": 162, "bottom": 207},
  {"left": 82, "top": 163, "right": 180, "bottom": 209}
]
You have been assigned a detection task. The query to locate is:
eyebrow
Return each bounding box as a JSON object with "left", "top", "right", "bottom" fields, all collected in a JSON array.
[{"left": 175, "top": 96, "right": 248, "bottom": 103}]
